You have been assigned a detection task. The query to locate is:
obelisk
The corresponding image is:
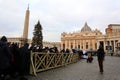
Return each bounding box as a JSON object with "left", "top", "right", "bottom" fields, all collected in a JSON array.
[{"left": 23, "top": 5, "right": 30, "bottom": 40}]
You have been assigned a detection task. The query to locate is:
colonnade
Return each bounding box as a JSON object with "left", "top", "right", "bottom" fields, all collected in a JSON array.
[{"left": 61, "top": 38, "right": 96, "bottom": 51}]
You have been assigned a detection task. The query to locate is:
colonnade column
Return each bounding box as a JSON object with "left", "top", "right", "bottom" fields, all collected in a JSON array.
[
  {"left": 103, "top": 41, "right": 106, "bottom": 52},
  {"left": 83, "top": 40, "right": 85, "bottom": 50},
  {"left": 97, "top": 41, "right": 99, "bottom": 49},
  {"left": 68, "top": 40, "right": 71, "bottom": 49},
  {"left": 113, "top": 40, "right": 116, "bottom": 54},
  {"left": 109, "top": 40, "right": 111, "bottom": 46},
  {"left": 76, "top": 40, "right": 78, "bottom": 49},
  {"left": 65, "top": 40, "right": 67, "bottom": 50},
  {"left": 92, "top": 40, "right": 95, "bottom": 50},
  {"left": 73, "top": 40, "right": 76, "bottom": 49}
]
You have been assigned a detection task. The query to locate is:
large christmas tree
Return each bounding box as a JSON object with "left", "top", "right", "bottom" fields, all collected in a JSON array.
[{"left": 32, "top": 20, "right": 43, "bottom": 49}]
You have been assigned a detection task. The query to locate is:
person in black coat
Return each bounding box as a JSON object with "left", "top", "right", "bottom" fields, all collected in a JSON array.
[
  {"left": 0, "top": 36, "right": 12, "bottom": 79},
  {"left": 97, "top": 44, "right": 105, "bottom": 74},
  {"left": 9, "top": 43, "right": 20, "bottom": 78},
  {"left": 19, "top": 43, "right": 30, "bottom": 80}
]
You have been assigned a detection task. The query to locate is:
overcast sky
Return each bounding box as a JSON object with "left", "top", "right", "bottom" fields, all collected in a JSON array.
[{"left": 0, "top": 0, "right": 120, "bottom": 42}]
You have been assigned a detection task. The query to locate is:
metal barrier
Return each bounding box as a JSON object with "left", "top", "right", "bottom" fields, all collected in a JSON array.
[{"left": 30, "top": 52, "right": 79, "bottom": 76}]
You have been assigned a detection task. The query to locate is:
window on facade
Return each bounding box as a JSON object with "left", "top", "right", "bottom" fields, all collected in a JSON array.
[
  {"left": 115, "top": 40, "right": 118, "bottom": 43},
  {"left": 78, "top": 45, "right": 80, "bottom": 49},
  {"left": 115, "top": 40, "right": 118, "bottom": 45},
  {"left": 95, "top": 43, "right": 97, "bottom": 49},
  {"left": 63, "top": 44, "right": 65, "bottom": 49},
  {"left": 81, "top": 46, "right": 83, "bottom": 49},
  {"left": 86, "top": 42, "right": 88, "bottom": 49},
  {"left": 111, "top": 41, "right": 114, "bottom": 45},
  {"left": 71, "top": 45, "right": 73, "bottom": 49},
  {"left": 71, "top": 43, "right": 73, "bottom": 49},
  {"left": 107, "top": 41, "right": 110, "bottom": 45}
]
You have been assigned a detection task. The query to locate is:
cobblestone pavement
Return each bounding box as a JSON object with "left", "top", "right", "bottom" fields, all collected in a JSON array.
[{"left": 27, "top": 56, "right": 120, "bottom": 80}]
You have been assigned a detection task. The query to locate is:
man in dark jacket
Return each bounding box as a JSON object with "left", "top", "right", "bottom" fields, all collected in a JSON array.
[
  {"left": 97, "top": 44, "right": 105, "bottom": 74},
  {"left": 0, "top": 36, "right": 12, "bottom": 79}
]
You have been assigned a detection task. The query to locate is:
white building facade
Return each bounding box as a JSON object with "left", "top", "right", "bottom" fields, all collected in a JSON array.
[{"left": 61, "top": 23, "right": 120, "bottom": 55}]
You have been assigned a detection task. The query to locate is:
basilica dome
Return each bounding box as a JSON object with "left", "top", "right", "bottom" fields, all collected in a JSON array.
[{"left": 81, "top": 22, "right": 92, "bottom": 32}]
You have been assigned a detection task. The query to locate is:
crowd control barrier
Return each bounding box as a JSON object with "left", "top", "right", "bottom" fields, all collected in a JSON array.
[{"left": 30, "top": 52, "right": 79, "bottom": 76}]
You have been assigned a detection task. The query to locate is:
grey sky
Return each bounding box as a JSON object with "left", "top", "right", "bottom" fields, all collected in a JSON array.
[{"left": 0, "top": 0, "right": 120, "bottom": 42}]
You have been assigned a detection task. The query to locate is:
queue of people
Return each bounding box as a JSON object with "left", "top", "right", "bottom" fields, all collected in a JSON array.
[
  {"left": 0, "top": 36, "right": 61, "bottom": 80},
  {"left": 0, "top": 36, "right": 31, "bottom": 80},
  {"left": 0, "top": 36, "right": 13, "bottom": 80},
  {"left": 0, "top": 35, "right": 106, "bottom": 80}
]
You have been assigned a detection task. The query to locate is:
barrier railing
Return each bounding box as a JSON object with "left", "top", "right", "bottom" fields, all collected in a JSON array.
[{"left": 30, "top": 52, "right": 79, "bottom": 76}]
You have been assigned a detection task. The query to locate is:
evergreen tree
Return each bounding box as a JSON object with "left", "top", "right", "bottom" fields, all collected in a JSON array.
[{"left": 32, "top": 20, "right": 43, "bottom": 49}]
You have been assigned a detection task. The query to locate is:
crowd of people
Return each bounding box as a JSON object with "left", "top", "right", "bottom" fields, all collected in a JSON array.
[
  {"left": 0, "top": 36, "right": 31, "bottom": 80},
  {"left": 0, "top": 36, "right": 73, "bottom": 80},
  {"left": 0, "top": 35, "right": 105, "bottom": 80},
  {"left": 0, "top": 36, "right": 66, "bottom": 80}
]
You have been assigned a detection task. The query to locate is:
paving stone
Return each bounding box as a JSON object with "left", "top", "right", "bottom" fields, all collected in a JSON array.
[{"left": 27, "top": 56, "right": 120, "bottom": 80}]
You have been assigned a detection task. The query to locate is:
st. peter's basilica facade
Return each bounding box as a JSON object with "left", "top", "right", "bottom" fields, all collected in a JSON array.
[{"left": 61, "top": 22, "right": 120, "bottom": 55}]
